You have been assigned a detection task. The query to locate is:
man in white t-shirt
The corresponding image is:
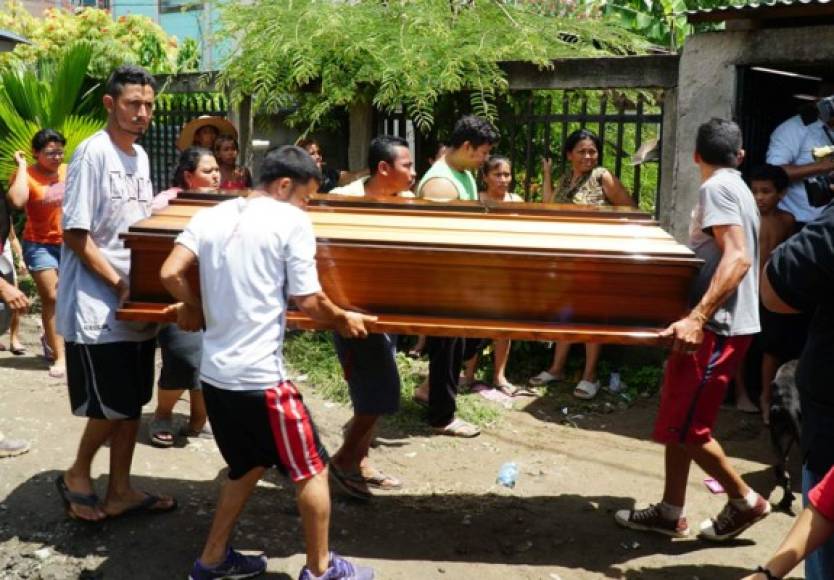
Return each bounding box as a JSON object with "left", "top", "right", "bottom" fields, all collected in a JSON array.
[
  {"left": 161, "top": 146, "right": 375, "bottom": 580},
  {"left": 55, "top": 65, "right": 176, "bottom": 523},
  {"left": 767, "top": 99, "right": 834, "bottom": 225}
]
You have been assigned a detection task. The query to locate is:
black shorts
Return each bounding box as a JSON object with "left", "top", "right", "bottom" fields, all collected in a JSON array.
[
  {"left": 66, "top": 339, "right": 156, "bottom": 420},
  {"left": 157, "top": 324, "right": 202, "bottom": 390},
  {"left": 759, "top": 305, "right": 809, "bottom": 361},
  {"left": 332, "top": 333, "right": 401, "bottom": 416},
  {"left": 202, "top": 381, "right": 328, "bottom": 481}
]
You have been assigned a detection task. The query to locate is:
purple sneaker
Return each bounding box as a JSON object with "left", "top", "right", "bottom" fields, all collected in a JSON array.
[
  {"left": 298, "top": 552, "right": 374, "bottom": 580},
  {"left": 188, "top": 547, "right": 267, "bottom": 580}
]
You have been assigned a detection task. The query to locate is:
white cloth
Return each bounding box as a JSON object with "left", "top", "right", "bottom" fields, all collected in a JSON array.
[
  {"left": 328, "top": 176, "right": 415, "bottom": 198},
  {"left": 766, "top": 115, "right": 824, "bottom": 223},
  {"left": 176, "top": 196, "right": 322, "bottom": 391},
  {"left": 56, "top": 130, "right": 157, "bottom": 344}
]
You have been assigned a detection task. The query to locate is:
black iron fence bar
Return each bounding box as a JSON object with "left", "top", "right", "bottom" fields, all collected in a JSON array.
[
  {"left": 614, "top": 99, "right": 626, "bottom": 178},
  {"left": 524, "top": 93, "right": 535, "bottom": 195},
  {"left": 511, "top": 113, "right": 662, "bottom": 124},
  {"left": 634, "top": 95, "right": 645, "bottom": 206},
  {"left": 598, "top": 94, "right": 608, "bottom": 167}
]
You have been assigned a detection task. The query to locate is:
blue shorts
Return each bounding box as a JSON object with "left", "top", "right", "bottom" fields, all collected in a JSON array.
[{"left": 22, "top": 241, "right": 61, "bottom": 272}]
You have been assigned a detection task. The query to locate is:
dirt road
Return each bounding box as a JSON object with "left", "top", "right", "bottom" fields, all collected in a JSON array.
[{"left": 0, "top": 316, "right": 803, "bottom": 579}]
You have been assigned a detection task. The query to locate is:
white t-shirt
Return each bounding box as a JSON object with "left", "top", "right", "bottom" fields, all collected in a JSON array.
[
  {"left": 57, "top": 130, "right": 157, "bottom": 344},
  {"left": 766, "top": 115, "right": 824, "bottom": 223},
  {"left": 176, "top": 196, "right": 322, "bottom": 391},
  {"left": 329, "top": 176, "right": 415, "bottom": 198}
]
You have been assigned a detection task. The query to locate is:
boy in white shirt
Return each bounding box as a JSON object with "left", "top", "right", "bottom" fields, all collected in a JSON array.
[{"left": 161, "top": 145, "right": 375, "bottom": 580}]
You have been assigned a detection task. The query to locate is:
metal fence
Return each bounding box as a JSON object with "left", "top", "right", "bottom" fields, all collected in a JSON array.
[
  {"left": 498, "top": 90, "right": 664, "bottom": 211},
  {"left": 140, "top": 92, "right": 228, "bottom": 192},
  {"left": 374, "top": 89, "right": 664, "bottom": 213}
]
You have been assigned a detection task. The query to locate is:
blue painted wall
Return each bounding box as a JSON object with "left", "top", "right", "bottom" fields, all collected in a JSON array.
[{"left": 110, "top": 0, "right": 227, "bottom": 70}]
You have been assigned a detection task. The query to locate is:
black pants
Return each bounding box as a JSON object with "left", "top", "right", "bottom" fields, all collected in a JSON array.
[{"left": 425, "top": 337, "right": 485, "bottom": 427}]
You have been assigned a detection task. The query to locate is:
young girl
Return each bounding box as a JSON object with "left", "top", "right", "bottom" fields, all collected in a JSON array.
[
  {"left": 7, "top": 129, "right": 68, "bottom": 377},
  {"left": 213, "top": 135, "right": 253, "bottom": 190},
  {"left": 462, "top": 156, "right": 523, "bottom": 395}
]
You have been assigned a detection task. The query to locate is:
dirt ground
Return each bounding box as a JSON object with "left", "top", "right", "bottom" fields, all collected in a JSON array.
[{"left": 0, "top": 315, "right": 804, "bottom": 579}]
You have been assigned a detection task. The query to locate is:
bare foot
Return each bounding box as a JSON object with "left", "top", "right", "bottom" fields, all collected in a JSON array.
[{"left": 48, "top": 360, "right": 66, "bottom": 378}]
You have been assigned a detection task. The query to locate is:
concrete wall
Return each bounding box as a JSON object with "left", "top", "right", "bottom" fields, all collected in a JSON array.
[{"left": 665, "top": 24, "right": 834, "bottom": 241}]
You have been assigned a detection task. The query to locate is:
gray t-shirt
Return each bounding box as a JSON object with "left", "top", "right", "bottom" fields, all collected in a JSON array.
[
  {"left": 56, "top": 130, "right": 157, "bottom": 344},
  {"left": 688, "top": 168, "right": 760, "bottom": 336}
]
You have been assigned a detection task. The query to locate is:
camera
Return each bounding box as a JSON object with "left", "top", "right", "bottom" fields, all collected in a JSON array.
[{"left": 805, "top": 173, "right": 833, "bottom": 207}]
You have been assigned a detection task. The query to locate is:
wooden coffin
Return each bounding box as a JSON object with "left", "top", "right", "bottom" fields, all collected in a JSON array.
[{"left": 118, "top": 195, "right": 702, "bottom": 345}]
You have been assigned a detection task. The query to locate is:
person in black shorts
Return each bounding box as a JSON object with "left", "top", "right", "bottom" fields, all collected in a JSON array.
[
  {"left": 161, "top": 145, "right": 376, "bottom": 580},
  {"left": 325, "top": 136, "right": 416, "bottom": 499},
  {"left": 55, "top": 65, "right": 176, "bottom": 522}
]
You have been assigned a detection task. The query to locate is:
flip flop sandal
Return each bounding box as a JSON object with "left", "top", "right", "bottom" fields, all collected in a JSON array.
[
  {"left": 573, "top": 379, "right": 601, "bottom": 400},
  {"left": 528, "top": 370, "right": 562, "bottom": 386},
  {"left": 10, "top": 345, "right": 26, "bottom": 356},
  {"left": 432, "top": 418, "right": 480, "bottom": 438},
  {"left": 55, "top": 475, "right": 103, "bottom": 523},
  {"left": 149, "top": 418, "right": 175, "bottom": 448},
  {"left": 511, "top": 385, "right": 540, "bottom": 397},
  {"left": 493, "top": 382, "right": 519, "bottom": 397},
  {"left": 362, "top": 469, "right": 403, "bottom": 490},
  {"left": 411, "top": 394, "right": 429, "bottom": 408},
  {"left": 329, "top": 465, "right": 372, "bottom": 501},
  {"left": 107, "top": 493, "right": 178, "bottom": 519}
]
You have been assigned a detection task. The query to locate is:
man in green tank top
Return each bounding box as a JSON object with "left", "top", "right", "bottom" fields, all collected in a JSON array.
[
  {"left": 417, "top": 115, "right": 500, "bottom": 201},
  {"left": 414, "top": 116, "right": 501, "bottom": 437}
]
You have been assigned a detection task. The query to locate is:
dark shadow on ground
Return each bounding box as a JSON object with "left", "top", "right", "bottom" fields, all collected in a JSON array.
[
  {"left": 1, "top": 470, "right": 769, "bottom": 579},
  {"left": 618, "top": 564, "right": 802, "bottom": 579},
  {"left": 517, "top": 383, "right": 804, "bottom": 500},
  {"left": 0, "top": 354, "right": 49, "bottom": 371}
]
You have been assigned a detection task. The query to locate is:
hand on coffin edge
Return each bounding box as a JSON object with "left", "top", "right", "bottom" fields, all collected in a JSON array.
[
  {"left": 658, "top": 316, "right": 704, "bottom": 355},
  {"left": 337, "top": 311, "right": 378, "bottom": 339},
  {"left": 163, "top": 302, "right": 204, "bottom": 332}
]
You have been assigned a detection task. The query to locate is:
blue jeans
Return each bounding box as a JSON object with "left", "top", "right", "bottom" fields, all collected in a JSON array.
[{"left": 803, "top": 464, "right": 834, "bottom": 580}]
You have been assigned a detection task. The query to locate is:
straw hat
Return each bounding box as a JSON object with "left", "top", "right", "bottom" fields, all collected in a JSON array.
[{"left": 176, "top": 116, "right": 238, "bottom": 151}]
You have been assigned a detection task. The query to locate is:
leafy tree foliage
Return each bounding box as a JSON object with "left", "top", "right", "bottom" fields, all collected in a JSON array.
[
  {"left": 0, "top": 43, "right": 105, "bottom": 185},
  {"left": 217, "top": 0, "right": 649, "bottom": 134},
  {"left": 0, "top": 1, "right": 188, "bottom": 77}
]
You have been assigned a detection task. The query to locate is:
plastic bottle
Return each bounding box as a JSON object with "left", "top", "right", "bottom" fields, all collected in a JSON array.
[
  {"left": 496, "top": 462, "right": 518, "bottom": 488},
  {"left": 608, "top": 371, "right": 623, "bottom": 393}
]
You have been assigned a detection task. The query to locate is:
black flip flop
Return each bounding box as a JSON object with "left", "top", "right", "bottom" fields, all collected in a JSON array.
[
  {"left": 108, "top": 493, "right": 178, "bottom": 519},
  {"left": 329, "top": 466, "right": 372, "bottom": 501},
  {"left": 55, "top": 475, "right": 103, "bottom": 523}
]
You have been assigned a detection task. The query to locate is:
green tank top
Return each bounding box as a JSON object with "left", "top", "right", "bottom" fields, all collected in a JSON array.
[{"left": 417, "top": 157, "right": 478, "bottom": 201}]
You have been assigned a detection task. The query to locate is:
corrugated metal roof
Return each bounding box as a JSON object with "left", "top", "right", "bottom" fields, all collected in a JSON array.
[{"left": 687, "top": 0, "right": 834, "bottom": 23}]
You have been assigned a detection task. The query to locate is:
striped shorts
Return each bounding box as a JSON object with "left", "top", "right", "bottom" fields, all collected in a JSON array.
[{"left": 202, "top": 381, "right": 328, "bottom": 481}]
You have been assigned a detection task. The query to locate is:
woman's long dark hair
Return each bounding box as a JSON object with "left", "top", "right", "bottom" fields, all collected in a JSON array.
[
  {"left": 171, "top": 147, "right": 214, "bottom": 189},
  {"left": 563, "top": 129, "right": 602, "bottom": 160}
]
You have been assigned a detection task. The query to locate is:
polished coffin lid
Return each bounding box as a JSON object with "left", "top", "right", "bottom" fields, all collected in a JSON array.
[{"left": 118, "top": 199, "right": 702, "bottom": 345}]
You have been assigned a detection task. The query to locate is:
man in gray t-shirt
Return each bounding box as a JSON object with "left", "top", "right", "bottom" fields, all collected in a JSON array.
[
  {"left": 616, "top": 119, "right": 771, "bottom": 544},
  {"left": 55, "top": 65, "right": 175, "bottom": 523}
]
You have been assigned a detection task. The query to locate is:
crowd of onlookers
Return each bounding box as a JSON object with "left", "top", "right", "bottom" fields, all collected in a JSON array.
[{"left": 1, "top": 61, "right": 834, "bottom": 580}]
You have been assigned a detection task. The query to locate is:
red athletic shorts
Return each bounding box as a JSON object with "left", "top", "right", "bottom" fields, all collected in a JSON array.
[{"left": 652, "top": 330, "right": 752, "bottom": 445}]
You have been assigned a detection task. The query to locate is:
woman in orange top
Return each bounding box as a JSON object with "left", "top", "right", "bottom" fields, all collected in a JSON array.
[{"left": 7, "top": 129, "right": 67, "bottom": 378}]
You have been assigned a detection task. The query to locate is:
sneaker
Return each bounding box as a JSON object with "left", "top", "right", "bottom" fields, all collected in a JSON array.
[
  {"left": 698, "top": 495, "right": 771, "bottom": 542},
  {"left": 614, "top": 504, "right": 690, "bottom": 538},
  {"left": 298, "top": 552, "right": 374, "bottom": 580},
  {"left": 189, "top": 547, "right": 267, "bottom": 580},
  {"left": 0, "top": 437, "right": 30, "bottom": 458}
]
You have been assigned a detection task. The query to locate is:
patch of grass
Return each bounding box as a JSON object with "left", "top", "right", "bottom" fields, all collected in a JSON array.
[{"left": 283, "top": 331, "right": 503, "bottom": 430}]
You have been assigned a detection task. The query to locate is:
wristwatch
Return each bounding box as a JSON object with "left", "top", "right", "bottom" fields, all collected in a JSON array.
[{"left": 755, "top": 566, "right": 780, "bottom": 580}]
